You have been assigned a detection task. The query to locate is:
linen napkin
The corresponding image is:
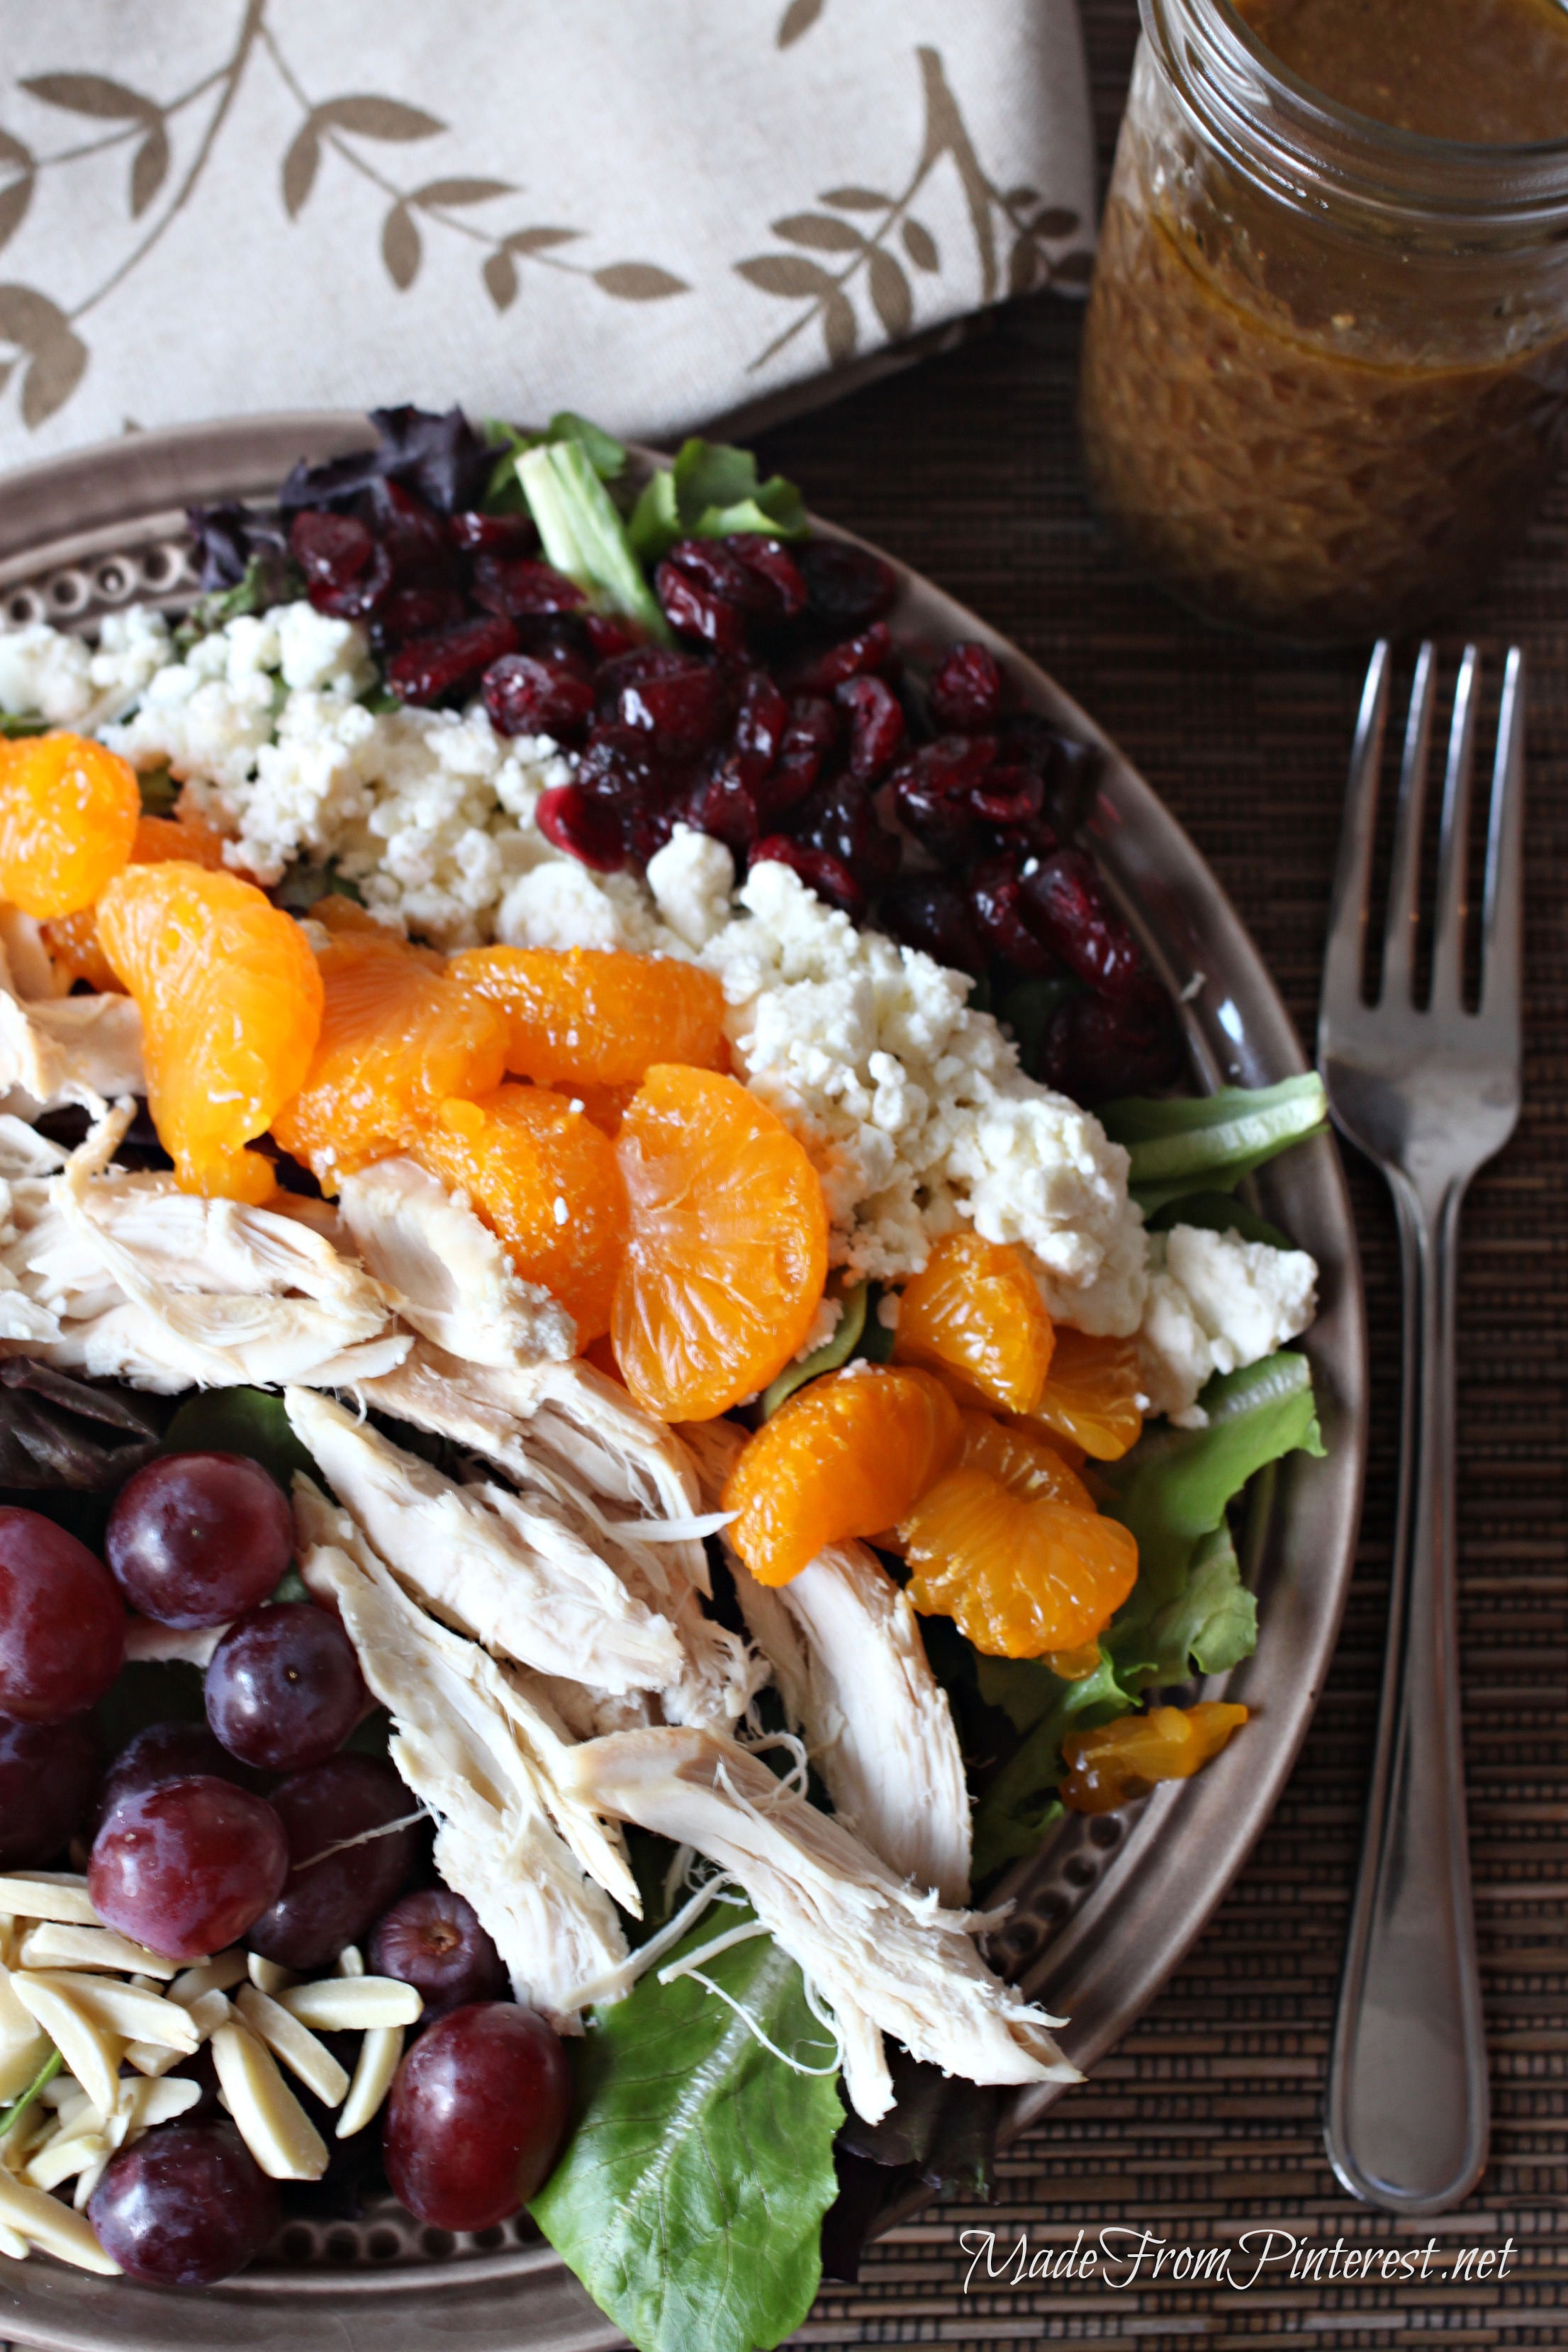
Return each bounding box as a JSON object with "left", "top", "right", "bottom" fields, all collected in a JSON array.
[{"left": 0, "top": 0, "right": 1096, "bottom": 468}]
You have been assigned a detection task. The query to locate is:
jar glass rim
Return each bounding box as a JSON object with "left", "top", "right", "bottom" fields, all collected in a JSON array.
[{"left": 1143, "top": 0, "right": 1568, "bottom": 225}]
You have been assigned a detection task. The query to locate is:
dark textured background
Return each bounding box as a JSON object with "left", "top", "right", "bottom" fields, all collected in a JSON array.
[{"left": 759, "top": 2, "right": 1568, "bottom": 2342}]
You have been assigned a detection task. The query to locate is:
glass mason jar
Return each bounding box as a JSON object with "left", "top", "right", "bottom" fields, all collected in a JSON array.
[{"left": 1078, "top": 0, "right": 1568, "bottom": 639}]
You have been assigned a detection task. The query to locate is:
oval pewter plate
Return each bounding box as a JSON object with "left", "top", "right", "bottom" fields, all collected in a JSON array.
[{"left": 0, "top": 415, "right": 1367, "bottom": 2352}]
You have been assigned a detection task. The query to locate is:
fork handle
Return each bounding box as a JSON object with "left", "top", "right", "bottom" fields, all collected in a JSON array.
[{"left": 1323, "top": 1174, "right": 1489, "bottom": 2213}]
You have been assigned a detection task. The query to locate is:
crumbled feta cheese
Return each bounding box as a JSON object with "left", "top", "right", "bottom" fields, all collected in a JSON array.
[
  {"left": 1138, "top": 1224, "right": 1318, "bottom": 1426},
  {"left": 793, "top": 1294, "right": 843, "bottom": 1361},
  {"left": 0, "top": 624, "right": 94, "bottom": 724},
  {"left": 701, "top": 862, "right": 1146, "bottom": 1332},
  {"left": 646, "top": 826, "right": 737, "bottom": 948}
]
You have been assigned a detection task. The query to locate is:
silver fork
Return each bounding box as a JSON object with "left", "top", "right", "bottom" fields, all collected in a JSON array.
[{"left": 1318, "top": 639, "right": 1525, "bottom": 2216}]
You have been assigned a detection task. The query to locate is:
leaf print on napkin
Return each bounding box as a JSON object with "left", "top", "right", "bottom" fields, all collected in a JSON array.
[
  {"left": 0, "top": 133, "right": 35, "bottom": 254},
  {"left": 280, "top": 94, "right": 446, "bottom": 219},
  {"left": 21, "top": 72, "right": 172, "bottom": 218},
  {"left": 0, "top": 284, "right": 87, "bottom": 427},
  {"left": 737, "top": 46, "right": 1092, "bottom": 373},
  {"left": 777, "top": 0, "right": 828, "bottom": 47}
]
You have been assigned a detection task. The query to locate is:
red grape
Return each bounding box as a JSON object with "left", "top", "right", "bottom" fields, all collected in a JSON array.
[
  {"left": 383, "top": 2003, "right": 571, "bottom": 2230},
  {"left": 204, "top": 1602, "right": 365, "bottom": 1772},
  {"left": 89, "top": 2122, "right": 278, "bottom": 2285},
  {"left": 247, "top": 1754, "right": 422, "bottom": 1971},
  {"left": 0, "top": 1712, "right": 98, "bottom": 1868},
  {"left": 370, "top": 1889, "right": 508, "bottom": 2019},
  {"left": 89, "top": 1777, "right": 289, "bottom": 1961},
  {"left": 89, "top": 1720, "right": 252, "bottom": 1837},
  {"left": 0, "top": 1508, "right": 123, "bottom": 1722},
  {"left": 106, "top": 1453, "right": 294, "bottom": 1628}
]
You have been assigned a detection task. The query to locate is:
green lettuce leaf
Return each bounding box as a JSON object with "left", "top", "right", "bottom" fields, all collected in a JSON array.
[
  {"left": 0, "top": 712, "right": 47, "bottom": 739},
  {"left": 968, "top": 1351, "right": 1322, "bottom": 1881},
  {"left": 532, "top": 1905, "right": 841, "bottom": 2352},
  {"left": 517, "top": 439, "right": 671, "bottom": 644},
  {"left": 163, "top": 1387, "right": 315, "bottom": 1491},
  {"left": 1099, "top": 1075, "right": 1328, "bottom": 1214},
  {"left": 1143, "top": 1189, "right": 1292, "bottom": 1250},
  {"left": 629, "top": 438, "right": 807, "bottom": 562}
]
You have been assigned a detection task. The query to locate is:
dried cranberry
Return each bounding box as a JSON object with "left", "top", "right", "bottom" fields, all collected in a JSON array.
[
  {"left": 387, "top": 615, "right": 519, "bottom": 707},
  {"left": 483, "top": 651, "right": 595, "bottom": 740},
  {"left": 881, "top": 878, "right": 988, "bottom": 977},
  {"left": 750, "top": 836, "right": 866, "bottom": 919},
  {"left": 1020, "top": 849, "right": 1145, "bottom": 997},
  {"left": 616, "top": 662, "right": 729, "bottom": 758},
  {"left": 291, "top": 510, "right": 374, "bottom": 594},
  {"left": 536, "top": 783, "right": 626, "bottom": 872},
  {"left": 788, "top": 775, "right": 900, "bottom": 890},
  {"left": 683, "top": 756, "right": 762, "bottom": 857},
  {"left": 970, "top": 855, "right": 1061, "bottom": 977},
  {"left": 666, "top": 539, "right": 774, "bottom": 615},
  {"left": 575, "top": 721, "right": 679, "bottom": 831},
  {"left": 1038, "top": 982, "right": 1185, "bottom": 1105},
  {"left": 929, "top": 642, "right": 1006, "bottom": 732},
  {"left": 997, "top": 717, "right": 1102, "bottom": 834},
  {"left": 655, "top": 557, "right": 748, "bottom": 655},
  {"left": 722, "top": 535, "right": 807, "bottom": 621},
  {"left": 376, "top": 581, "right": 466, "bottom": 647},
  {"left": 734, "top": 671, "right": 789, "bottom": 769},
  {"left": 799, "top": 540, "right": 898, "bottom": 631},
  {"left": 471, "top": 556, "right": 587, "bottom": 618},
  {"left": 787, "top": 622, "right": 897, "bottom": 695},
  {"left": 836, "top": 674, "right": 905, "bottom": 780},
  {"left": 449, "top": 510, "right": 537, "bottom": 555},
  {"left": 582, "top": 612, "right": 643, "bottom": 661},
  {"left": 369, "top": 478, "right": 457, "bottom": 589},
  {"left": 890, "top": 736, "right": 998, "bottom": 855},
  {"left": 290, "top": 511, "right": 391, "bottom": 620}
]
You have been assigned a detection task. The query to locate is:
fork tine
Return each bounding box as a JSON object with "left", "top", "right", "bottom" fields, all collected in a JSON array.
[
  {"left": 1479, "top": 646, "right": 1526, "bottom": 1030},
  {"left": 1321, "top": 641, "right": 1391, "bottom": 1018},
  {"left": 1381, "top": 642, "right": 1438, "bottom": 1004},
  {"left": 1429, "top": 644, "right": 1480, "bottom": 1009}
]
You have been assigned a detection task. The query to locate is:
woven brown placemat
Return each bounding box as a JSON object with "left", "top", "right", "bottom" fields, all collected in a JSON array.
[{"left": 751, "top": 4, "right": 1568, "bottom": 2342}]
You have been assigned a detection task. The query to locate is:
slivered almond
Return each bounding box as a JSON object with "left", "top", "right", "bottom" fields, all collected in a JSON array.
[
  {"left": 0, "top": 2168, "right": 120, "bottom": 2273},
  {"left": 209, "top": 2022, "right": 327, "bottom": 2181},
  {"left": 25, "top": 2129, "right": 108, "bottom": 2193},
  {"left": 119, "top": 2076, "right": 201, "bottom": 2135},
  {"left": 337, "top": 2026, "right": 403, "bottom": 2139},
  {"left": 184, "top": 1988, "right": 233, "bottom": 2042},
  {"left": 123, "top": 2041, "right": 183, "bottom": 2079},
  {"left": 26, "top": 1971, "right": 198, "bottom": 2054},
  {"left": 17, "top": 1922, "right": 177, "bottom": 1979},
  {"left": 334, "top": 1944, "right": 366, "bottom": 1978},
  {"left": 8, "top": 1978, "right": 121, "bottom": 2117},
  {"left": 278, "top": 1976, "right": 421, "bottom": 2032},
  {"left": 247, "top": 1953, "right": 294, "bottom": 1997},
  {"left": 169, "top": 1950, "right": 247, "bottom": 2005},
  {"left": 0, "top": 1877, "right": 98, "bottom": 1926},
  {"left": 235, "top": 1986, "right": 349, "bottom": 2108},
  {"left": 0, "top": 2217, "right": 28, "bottom": 2258}
]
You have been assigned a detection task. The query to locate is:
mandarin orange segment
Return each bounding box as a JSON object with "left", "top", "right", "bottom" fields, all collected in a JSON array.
[
  {"left": 271, "top": 929, "right": 508, "bottom": 1185},
  {"left": 957, "top": 1410, "right": 1093, "bottom": 1511},
  {"left": 1029, "top": 1327, "right": 1145, "bottom": 1462},
  {"left": 410, "top": 1085, "right": 625, "bottom": 1342},
  {"left": 1060, "top": 1702, "right": 1248, "bottom": 1814},
  {"left": 43, "top": 808, "right": 231, "bottom": 992},
  {"left": 612, "top": 1065, "right": 828, "bottom": 1422},
  {"left": 723, "top": 1365, "right": 962, "bottom": 1586},
  {"left": 0, "top": 733, "right": 140, "bottom": 919},
  {"left": 892, "top": 1231, "right": 1055, "bottom": 1416},
  {"left": 452, "top": 946, "right": 729, "bottom": 1089},
  {"left": 898, "top": 1465, "right": 1137, "bottom": 1657},
  {"left": 96, "top": 862, "right": 324, "bottom": 1204}
]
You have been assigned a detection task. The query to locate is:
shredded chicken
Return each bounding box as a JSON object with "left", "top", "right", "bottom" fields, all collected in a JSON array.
[
  {"left": 0, "top": 990, "right": 144, "bottom": 1118},
  {"left": 356, "top": 1346, "right": 765, "bottom": 1735},
  {"left": 285, "top": 1387, "right": 687, "bottom": 1698},
  {"left": 683, "top": 1416, "right": 972, "bottom": 1903},
  {"left": 336, "top": 1158, "right": 575, "bottom": 1369},
  {"left": 0, "top": 1104, "right": 408, "bottom": 1391},
  {"left": 294, "top": 1480, "right": 630, "bottom": 2025},
  {"left": 555, "top": 1725, "right": 1077, "bottom": 2122}
]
